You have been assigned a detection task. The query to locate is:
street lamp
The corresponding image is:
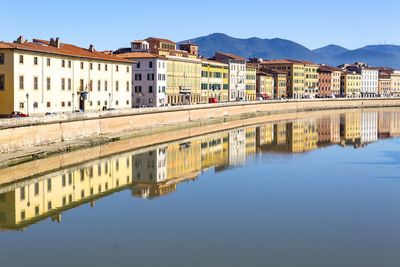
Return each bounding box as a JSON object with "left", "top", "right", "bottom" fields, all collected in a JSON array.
[
  {"left": 108, "top": 92, "right": 111, "bottom": 109},
  {"left": 25, "top": 93, "right": 29, "bottom": 115}
]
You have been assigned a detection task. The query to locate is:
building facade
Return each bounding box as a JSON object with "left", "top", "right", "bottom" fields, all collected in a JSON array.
[
  {"left": 318, "top": 65, "right": 342, "bottom": 97},
  {"left": 340, "top": 71, "right": 362, "bottom": 97},
  {"left": 256, "top": 71, "right": 274, "bottom": 100},
  {"left": 245, "top": 64, "right": 257, "bottom": 101},
  {"left": 303, "top": 61, "right": 319, "bottom": 98},
  {"left": 0, "top": 37, "right": 132, "bottom": 115},
  {"left": 214, "top": 52, "right": 246, "bottom": 101},
  {"left": 116, "top": 41, "right": 167, "bottom": 107},
  {"left": 261, "top": 60, "right": 305, "bottom": 99},
  {"left": 391, "top": 71, "right": 400, "bottom": 97},
  {"left": 201, "top": 59, "right": 229, "bottom": 103},
  {"left": 378, "top": 71, "right": 392, "bottom": 97},
  {"left": 342, "top": 63, "right": 379, "bottom": 97}
]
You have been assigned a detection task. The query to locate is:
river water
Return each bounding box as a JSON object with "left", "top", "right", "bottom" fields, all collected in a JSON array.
[{"left": 1, "top": 109, "right": 400, "bottom": 267}]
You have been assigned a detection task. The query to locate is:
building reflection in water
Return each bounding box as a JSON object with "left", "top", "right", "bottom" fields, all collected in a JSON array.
[{"left": 0, "top": 110, "right": 399, "bottom": 230}]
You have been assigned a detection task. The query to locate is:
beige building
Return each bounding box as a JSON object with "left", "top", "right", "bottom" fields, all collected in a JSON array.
[
  {"left": 256, "top": 71, "right": 274, "bottom": 100},
  {"left": 378, "top": 71, "right": 392, "bottom": 97},
  {"left": 341, "top": 71, "right": 362, "bottom": 97},
  {"left": 0, "top": 36, "right": 132, "bottom": 115},
  {"left": 391, "top": 71, "right": 400, "bottom": 97},
  {"left": 260, "top": 59, "right": 305, "bottom": 99},
  {"left": 201, "top": 59, "right": 229, "bottom": 103}
]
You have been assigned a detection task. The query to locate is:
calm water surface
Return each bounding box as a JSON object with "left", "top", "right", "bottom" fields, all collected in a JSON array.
[{"left": 1, "top": 110, "right": 400, "bottom": 267}]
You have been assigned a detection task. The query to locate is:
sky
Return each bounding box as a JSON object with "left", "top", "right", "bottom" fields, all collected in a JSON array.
[{"left": 1, "top": 0, "right": 399, "bottom": 51}]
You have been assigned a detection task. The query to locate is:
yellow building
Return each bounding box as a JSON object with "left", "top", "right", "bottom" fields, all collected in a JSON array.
[
  {"left": 200, "top": 132, "right": 229, "bottom": 169},
  {"left": 245, "top": 64, "right": 257, "bottom": 101},
  {"left": 245, "top": 127, "right": 257, "bottom": 156},
  {"left": 201, "top": 59, "right": 229, "bottom": 103},
  {"left": 260, "top": 59, "right": 305, "bottom": 99},
  {"left": 256, "top": 71, "right": 274, "bottom": 100},
  {"left": 341, "top": 71, "right": 362, "bottom": 97},
  {"left": 303, "top": 61, "right": 319, "bottom": 98},
  {"left": 0, "top": 36, "right": 132, "bottom": 115}
]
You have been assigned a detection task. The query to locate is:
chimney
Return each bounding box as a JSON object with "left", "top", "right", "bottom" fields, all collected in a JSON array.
[
  {"left": 14, "top": 36, "right": 26, "bottom": 44},
  {"left": 49, "top": 37, "right": 61, "bottom": 48},
  {"left": 89, "top": 44, "right": 95, "bottom": 52}
]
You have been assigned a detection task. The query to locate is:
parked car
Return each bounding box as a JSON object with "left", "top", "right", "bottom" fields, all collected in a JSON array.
[
  {"left": 73, "top": 109, "right": 84, "bottom": 113},
  {"left": 11, "top": 111, "right": 29, "bottom": 117},
  {"left": 45, "top": 112, "right": 57, "bottom": 116}
]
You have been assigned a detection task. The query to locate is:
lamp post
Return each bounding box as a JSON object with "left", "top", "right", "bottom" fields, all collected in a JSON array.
[
  {"left": 108, "top": 92, "right": 111, "bottom": 109},
  {"left": 25, "top": 93, "right": 29, "bottom": 115}
]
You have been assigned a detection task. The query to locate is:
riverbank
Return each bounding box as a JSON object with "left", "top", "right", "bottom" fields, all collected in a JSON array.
[{"left": 1, "top": 99, "right": 400, "bottom": 168}]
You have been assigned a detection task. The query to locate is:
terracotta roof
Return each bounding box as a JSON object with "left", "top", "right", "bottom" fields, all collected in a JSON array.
[
  {"left": 216, "top": 51, "right": 246, "bottom": 61},
  {"left": 261, "top": 68, "right": 287, "bottom": 75},
  {"left": 0, "top": 38, "right": 130, "bottom": 63},
  {"left": 318, "top": 65, "right": 342, "bottom": 72},
  {"left": 260, "top": 59, "right": 304, "bottom": 65},
  {"left": 246, "top": 63, "right": 259, "bottom": 69},
  {"left": 115, "top": 52, "right": 159, "bottom": 59},
  {"left": 145, "top": 37, "right": 176, "bottom": 45},
  {"left": 256, "top": 70, "right": 273, "bottom": 76}
]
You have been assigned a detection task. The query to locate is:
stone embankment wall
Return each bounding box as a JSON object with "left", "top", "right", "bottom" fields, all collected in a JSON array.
[{"left": 0, "top": 98, "right": 399, "bottom": 153}]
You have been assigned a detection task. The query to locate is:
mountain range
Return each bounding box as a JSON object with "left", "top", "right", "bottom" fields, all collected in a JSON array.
[{"left": 180, "top": 33, "right": 400, "bottom": 68}]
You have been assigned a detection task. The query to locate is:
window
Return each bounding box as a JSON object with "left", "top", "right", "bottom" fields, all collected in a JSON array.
[
  {"left": 116, "top": 100, "right": 119, "bottom": 105},
  {"left": 126, "top": 100, "right": 129, "bottom": 105},
  {"left": 149, "top": 61, "right": 153, "bottom": 68},
  {"left": 34, "top": 77, "right": 38, "bottom": 90},
  {"left": 134, "top": 86, "right": 142, "bottom": 93},
  {"left": 105, "top": 64, "right": 108, "bottom": 71},
  {"left": 19, "top": 102, "right": 24, "bottom": 109},
  {"left": 116, "top": 65, "right": 119, "bottom": 72},
  {"left": 135, "top": 74, "right": 142, "bottom": 81},
  {"left": 34, "top": 182, "right": 39, "bottom": 195},
  {"left": 89, "top": 80, "right": 93, "bottom": 91},
  {"left": 126, "top": 81, "right": 129, "bottom": 91},
  {"left": 33, "top": 102, "right": 38, "bottom": 108},
  {"left": 105, "top": 80, "right": 108, "bottom": 91},
  {"left": 80, "top": 62, "right": 84, "bottom": 69},
  {"left": 0, "top": 74, "right": 4, "bottom": 91},
  {"left": 33, "top": 57, "right": 38, "bottom": 65},
  {"left": 46, "top": 58, "right": 51, "bottom": 66},
  {"left": 136, "top": 62, "right": 140, "bottom": 69},
  {"left": 19, "top": 76, "right": 24, "bottom": 89},
  {"left": 126, "top": 66, "right": 129, "bottom": 73},
  {"left": 116, "top": 81, "right": 119, "bottom": 91},
  {"left": 98, "top": 80, "right": 101, "bottom": 91},
  {"left": 20, "top": 187, "right": 25, "bottom": 200},
  {"left": 21, "top": 211, "right": 26, "bottom": 220},
  {"left": 48, "top": 201, "right": 52, "bottom": 210},
  {"left": 61, "top": 59, "right": 65, "bottom": 67},
  {"left": 68, "top": 60, "right": 72, "bottom": 68},
  {"left": 149, "top": 86, "right": 153, "bottom": 93},
  {"left": 98, "top": 64, "right": 101, "bottom": 71},
  {"left": 90, "top": 63, "right": 93, "bottom": 70},
  {"left": 61, "top": 78, "right": 65, "bottom": 90},
  {"left": 47, "top": 77, "right": 51, "bottom": 90},
  {"left": 0, "top": 53, "right": 4, "bottom": 64},
  {"left": 61, "top": 101, "right": 65, "bottom": 107},
  {"left": 19, "top": 55, "right": 24, "bottom": 64},
  {"left": 47, "top": 102, "right": 51, "bottom": 108},
  {"left": 47, "top": 179, "right": 52, "bottom": 192},
  {"left": 68, "top": 78, "right": 72, "bottom": 90}
]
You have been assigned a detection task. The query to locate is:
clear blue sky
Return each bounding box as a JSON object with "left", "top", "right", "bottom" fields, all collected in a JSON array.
[{"left": 1, "top": 0, "right": 399, "bottom": 51}]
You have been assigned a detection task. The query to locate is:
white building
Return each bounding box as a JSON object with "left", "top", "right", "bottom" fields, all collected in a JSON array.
[
  {"left": 115, "top": 41, "right": 167, "bottom": 107},
  {"left": 0, "top": 36, "right": 132, "bottom": 115},
  {"left": 228, "top": 128, "right": 246, "bottom": 166},
  {"left": 361, "top": 111, "right": 378, "bottom": 144},
  {"left": 214, "top": 52, "right": 246, "bottom": 101}
]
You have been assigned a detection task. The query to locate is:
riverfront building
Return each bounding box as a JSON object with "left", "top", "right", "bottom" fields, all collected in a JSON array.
[
  {"left": 256, "top": 71, "right": 274, "bottom": 100},
  {"left": 318, "top": 65, "right": 342, "bottom": 97},
  {"left": 260, "top": 60, "right": 305, "bottom": 99},
  {"left": 340, "top": 71, "right": 362, "bottom": 97},
  {"left": 391, "top": 71, "right": 400, "bottom": 97},
  {"left": 200, "top": 59, "right": 229, "bottom": 103},
  {"left": 213, "top": 52, "right": 246, "bottom": 101},
  {"left": 378, "top": 70, "right": 392, "bottom": 97},
  {"left": 245, "top": 64, "right": 257, "bottom": 101},
  {"left": 341, "top": 63, "right": 379, "bottom": 97},
  {"left": 0, "top": 36, "right": 132, "bottom": 115},
  {"left": 303, "top": 61, "right": 319, "bottom": 98},
  {"left": 115, "top": 40, "right": 167, "bottom": 107}
]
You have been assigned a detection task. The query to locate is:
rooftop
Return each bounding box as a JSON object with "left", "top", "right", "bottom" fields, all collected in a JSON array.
[{"left": 0, "top": 37, "right": 131, "bottom": 63}]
